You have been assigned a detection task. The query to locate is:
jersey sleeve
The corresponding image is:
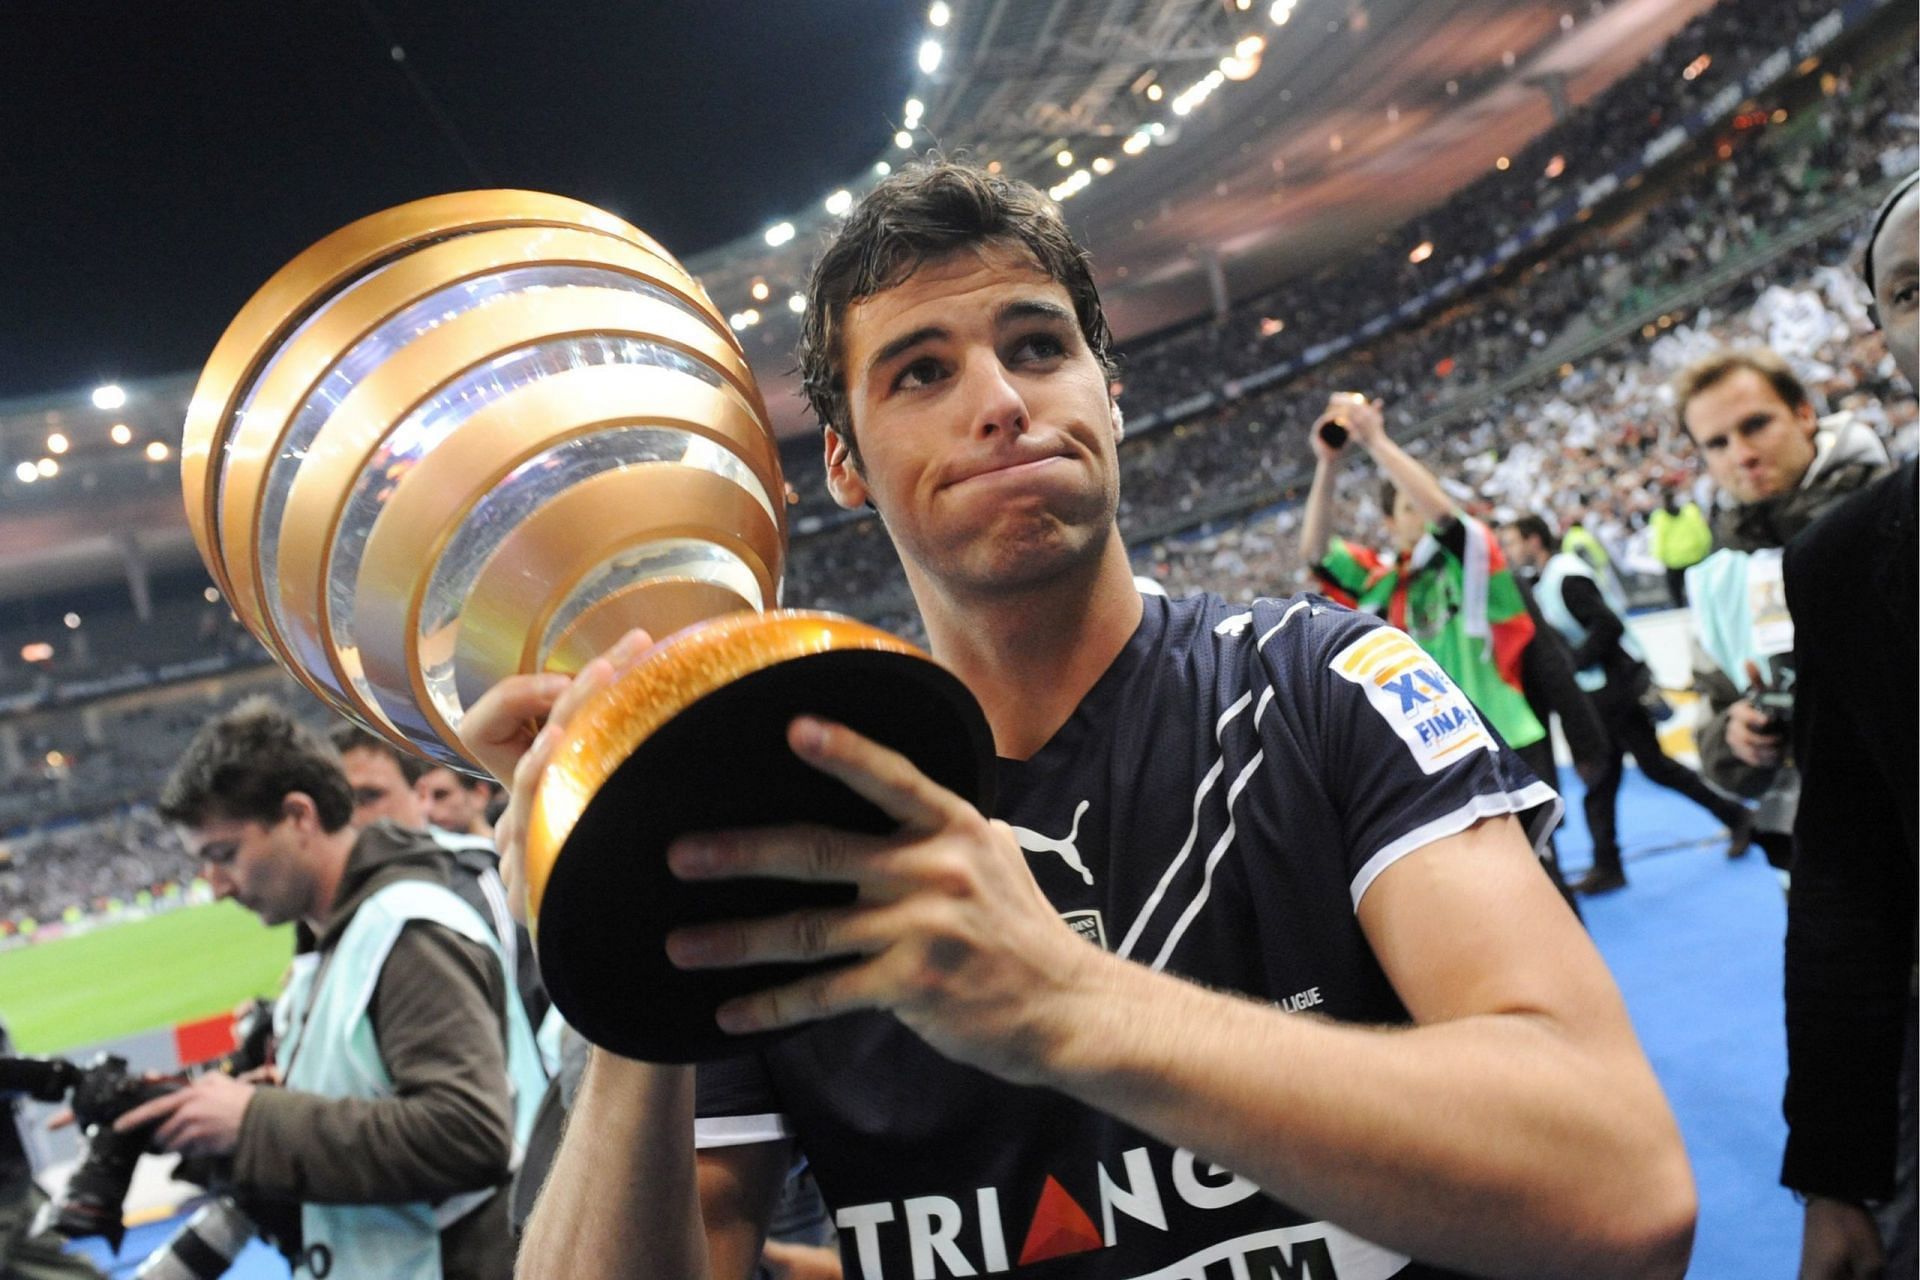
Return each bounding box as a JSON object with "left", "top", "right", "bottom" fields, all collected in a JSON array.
[
  {"left": 694, "top": 1051, "right": 792, "bottom": 1150},
  {"left": 1260, "top": 601, "right": 1562, "bottom": 908}
]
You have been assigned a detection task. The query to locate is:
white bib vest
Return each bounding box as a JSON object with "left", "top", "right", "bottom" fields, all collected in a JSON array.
[
  {"left": 275, "top": 879, "right": 547, "bottom": 1280},
  {"left": 1537, "top": 551, "right": 1645, "bottom": 692}
]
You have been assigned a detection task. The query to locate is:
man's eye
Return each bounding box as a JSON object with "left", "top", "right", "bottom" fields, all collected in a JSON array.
[
  {"left": 1012, "top": 333, "right": 1066, "bottom": 362},
  {"left": 894, "top": 357, "right": 945, "bottom": 391}
]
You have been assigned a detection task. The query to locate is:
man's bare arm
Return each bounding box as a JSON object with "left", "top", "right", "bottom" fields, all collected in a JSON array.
[
  {"left": 515, "top": 1052, "right": 789, "bottom": 1280},
  {"left": 1298, "top": 393, "right": 1359, "bottom": 566},
  {"left": 1347, "top": 402, "right": 1458, "bottom": 526},
  {"left": 1038, "top": 817, "right": 1695, "bottom": 1278}
]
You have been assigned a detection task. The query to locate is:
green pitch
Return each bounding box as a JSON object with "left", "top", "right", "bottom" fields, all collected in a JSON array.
[{"left": 0, "top": 903, "right": 293, "bottom": 1055}]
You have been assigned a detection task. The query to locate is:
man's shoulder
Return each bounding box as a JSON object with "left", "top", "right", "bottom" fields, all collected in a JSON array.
[{"left": 1180, "top": 592, "right": 1387, "bottom": 673}]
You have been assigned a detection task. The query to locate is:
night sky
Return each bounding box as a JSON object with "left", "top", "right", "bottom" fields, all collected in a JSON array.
[{"left": 0, "top": 1, "right": 919, "bottom": 397}]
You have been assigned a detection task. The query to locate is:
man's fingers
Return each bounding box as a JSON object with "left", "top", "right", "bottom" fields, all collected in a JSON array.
[
  {"left": 785, "top": 717, "right": 964, "bottom": 832},
  {"left": 668, "top": 823, "right": 900, "bottom": 888},
  {"left": 113, "top": 1089, "right": 188, "bottom": 1133},
  {"left": 714, "top": 948, "right": 903, "bottom": 1034},
  {"left": 461, "top": 674, "right": 573, "bottom": 781},
  {"left": 667, "top": 903, "right": 898, "bottom": 969}
]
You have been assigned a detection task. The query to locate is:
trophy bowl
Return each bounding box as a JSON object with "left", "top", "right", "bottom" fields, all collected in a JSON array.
[{"left": 182, "top": 191, "right": 994, "bottom": 1061}]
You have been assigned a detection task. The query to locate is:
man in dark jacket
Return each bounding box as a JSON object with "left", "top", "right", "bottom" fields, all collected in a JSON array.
[
  {"left": 1779, "top": 172, "right": 1918, "bottom": 1280},
  {"left": 1674, "top": 347, "right": 1891, "bottom": 879},
  {"left": 1502, "top": 514, "right": 1752, "bottom": 893},
  {"left": 116, "top": 698, "right": 542, "bottom": 1280}
]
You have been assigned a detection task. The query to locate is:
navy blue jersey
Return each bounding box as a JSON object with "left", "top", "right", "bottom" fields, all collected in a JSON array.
[{"left": 697, "top": 592, "right": 1560, "bottom": 1279}]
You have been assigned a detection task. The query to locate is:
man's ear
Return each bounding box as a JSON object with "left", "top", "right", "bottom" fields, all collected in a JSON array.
[
  {"left": 1795, "top": 399, "right": 1819, "bottom": 435},
  {"left": 1110, "top": 399, "right": 1125, "bottom": 442},
  {"left": 823, "top": 427, "right": 870, "bottom": 511},
  {"left": 282, "top": 791, "right": 320, "bottom": 832}
]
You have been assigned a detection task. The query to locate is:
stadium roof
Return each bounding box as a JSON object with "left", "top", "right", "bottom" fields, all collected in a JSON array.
[{"left": 0, "top": 0, "right": 1719, "bottom": 602}]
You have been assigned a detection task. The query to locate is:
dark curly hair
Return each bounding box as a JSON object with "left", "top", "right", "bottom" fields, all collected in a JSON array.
[
  {"left": 159, "top": 696, "right": 354, "bottom": 833},
  {"left": 796, "top": 160, "right": 1117, "bottom": 465}
]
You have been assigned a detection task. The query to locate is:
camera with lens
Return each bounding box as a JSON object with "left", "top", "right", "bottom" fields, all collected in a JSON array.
[
  {"left": 2, "top": 1000, "right": 297, "bottom": 1276},
  {"left": 0, "top": 1051, "right": 180, "bottom": 1250},
  {"left": 1752, "top": 654, "right": 1797, "bottom": 733}
]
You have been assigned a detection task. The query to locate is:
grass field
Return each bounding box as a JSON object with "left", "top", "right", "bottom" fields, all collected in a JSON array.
[{"left": 0, "top": 903, "right": 293, "bottom": 1054}]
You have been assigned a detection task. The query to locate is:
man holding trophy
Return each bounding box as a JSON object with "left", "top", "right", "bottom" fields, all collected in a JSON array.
[
  {"left": 473, "top": 165, "right": 1694, "bottom": 1279},
  {"left": 181, "top": 164, "right": 1694, "bottom": 1278}
]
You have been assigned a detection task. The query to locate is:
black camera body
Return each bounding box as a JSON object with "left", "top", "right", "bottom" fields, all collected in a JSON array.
[
  {"left": 1, "top": 999, "right": 290, "bottom": 1264},
  {"left": 1, "top": 1052, "right": 180, "bottom": 1249}
]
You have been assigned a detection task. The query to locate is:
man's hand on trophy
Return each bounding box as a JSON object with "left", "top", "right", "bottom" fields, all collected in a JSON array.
[
  {"left": 463, "top": 628, "right": 655, "bottom": 923},
  {"left": 662, "top": 716, "right": 1102, "bottom": 1086}
]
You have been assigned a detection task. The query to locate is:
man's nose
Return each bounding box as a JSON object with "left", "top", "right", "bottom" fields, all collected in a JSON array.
[
  {"left": 205, "top": 866, "right": 235, "bottom": 899},
  {"left": 964, "top": 355, "right": 1028, "bottom": 439}
]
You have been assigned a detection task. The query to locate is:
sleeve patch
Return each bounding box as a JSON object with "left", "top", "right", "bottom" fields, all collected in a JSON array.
[{"left": 1330, "top": 628, "right": 1493, "bottom": 775}]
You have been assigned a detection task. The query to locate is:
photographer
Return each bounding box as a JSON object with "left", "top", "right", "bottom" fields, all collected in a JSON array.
[
  {"left": 1674, "top": 348, "right": 1891, "bottom": 881},
  {"left": 1779, "top": 174, "right": 1918, "bottom": 1280},
  {"left": 0, "top": 1018, "right": 102, "bottom": 1280},
  {"left": 115, "top": 698, "right": 546, "bottom": 1280}
]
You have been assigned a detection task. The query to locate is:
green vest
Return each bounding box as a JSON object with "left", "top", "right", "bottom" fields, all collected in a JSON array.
[
  {"left": 276, "top": 880, "right": 546, "bottom": 1280},
  {"left": 1650, "top": 504, "right": 1713, "bottom": 570}
]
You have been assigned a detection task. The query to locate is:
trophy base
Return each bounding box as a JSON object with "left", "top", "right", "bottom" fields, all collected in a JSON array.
[{"left": 536, "top": 637, "right": 995, "bottom": 1062}]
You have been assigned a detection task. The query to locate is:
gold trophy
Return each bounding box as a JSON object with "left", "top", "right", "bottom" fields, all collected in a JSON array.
[{"left": 181, "top": 192, "right": 993, "bottom": 1060}]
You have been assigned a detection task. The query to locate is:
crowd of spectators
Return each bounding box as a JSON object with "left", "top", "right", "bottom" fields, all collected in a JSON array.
[
  {"left": 0, "top": 806, "right": 196, "bottom": 935},
  {"left": 784, "top": 34, "right": 1914, "bottom": 623},
  {"left": 2, "top": 3, "right": 1911, "bottom": 931}
]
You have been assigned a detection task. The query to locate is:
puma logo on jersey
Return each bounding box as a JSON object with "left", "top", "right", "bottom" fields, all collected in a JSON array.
[
  {"left": 1213, "top": 611, "right": 1253, "bottom": 638},
  {"left": 1011, "top": 800, "right": 1095, "bottom": 885}
]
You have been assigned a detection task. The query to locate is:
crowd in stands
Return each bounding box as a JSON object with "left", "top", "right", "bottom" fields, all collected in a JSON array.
[
  {"left": 0, "top": 806, "right": 196, "bottom": 934},
  {"left": 785, "top": 34, "right": 1915, "bottom": 622},
  {"left": 1, "top": 4, "right": 1912, "bottom": 931}
]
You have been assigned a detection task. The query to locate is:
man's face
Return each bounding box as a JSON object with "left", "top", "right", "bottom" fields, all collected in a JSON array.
[
  {"left": 1387, "top": 489, "right": 1427, "bottom": 556},
  {"left": 1872, "top": 189, "right": 1919, "bottom": 388},
  {"left": 340, "top": 746, "right": 425, "bottom": 829},
  {"left": 182, "top": 812, "right": 310, "bottom": 926},
  {"left": 824, "top": 244, "right": 1122, "bottom": 596},
  {"left": 1498, "top": 526, "right": 1544, "bottom": 572},
  {"left": 417, "top": 766, "right": 488, "bottom": 834},
  {"left": 1681, "top": 368, "right": 1817, "bottom": 505}
]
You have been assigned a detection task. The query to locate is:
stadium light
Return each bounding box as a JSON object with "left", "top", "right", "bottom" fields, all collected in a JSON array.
[
  {"left": 1056, "top": 149, "right": 1073, "bottom": 166},
  {"left": 91, "top": 384, "right": 126, "bottom": 410},
  {"left": 36, "top": 458, "right": 57, "bottom": 477},
  {"left": 788, "top": 293, "right": 807, "bottom": 314},
  {"left": 1145, "top": 83, "right": 1163, "bottom": 101},
  {"left": 764, "top": 221, "right": 796, "bottom": 247},
  {"left": 110, "top": 423, "right": 132, "bottom": 445},
  {"left": 145, "top": 441, "right": 169, "bottom": 462},
  {"left": 46, "top": 432, "right": 69, "bottom": 454},
  {"left": 928, "top": 1, "right": 950, "bottom": 27},
  {"left": 1270, "top": 0, "right": 1296, "bottom": 24},
  {"left": 1091, "top": 156, "right": 1115, "bottom": 175},
  {"left": 750, "top": 279, "right": 770, "bottom": 302},
  {"left": 904, "top": 97, "right": 924, "bottom": 126},
  {"left": 875, "top": 161, "right": 892, "bottom": 176},
  {"left": 63, "top": 613, "right": 80, "bottom": 629},
  {"left": 895, "top": 130, "right": 914, "bottom": 149},
  {"left": 45, "top": 751, "right": 66, "bottom": 768},
  {"left": 825, "top": 188, "right": 854, "bottom": 215},
  {"left": 918, "top": 39, "right": 942, "bottom": 74},
  {"left": 1543, "top": 154, "right": 1566, "bottom": 178},
  {"left": 1123, "top": 132, "right": 1151, "bottom": 155},
  {"left": 205, "top": 586, "right": 221, "bottom": 603},
  {"left": 13, "top": 462, "right": 36, "bottom": 484},
  {"left": 1496, "top": 155, "right": 1511, "bottom": 170},
  {"left": 1237, "top": 35, "right": 1266, "bottom": 57},
  {"left": 1409, "top": 241, "right": 1434, "bottom": 263},
  {"left": 20, "top": 643, "right": 52, "bottom": 663}
]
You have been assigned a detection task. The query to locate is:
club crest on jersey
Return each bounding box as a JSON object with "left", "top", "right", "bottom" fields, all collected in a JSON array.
[{"left": 1330, "top": 628, "right": 1492, "bottom": 775}]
